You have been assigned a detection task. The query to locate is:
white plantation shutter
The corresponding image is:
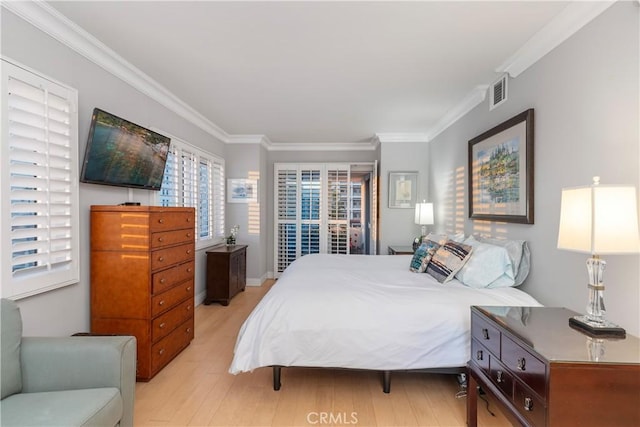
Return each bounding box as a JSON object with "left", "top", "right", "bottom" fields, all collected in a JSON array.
[
  {"left": 157, "top": 136, "right": 224, "bottom": 246},
  {"left": 1, "top": 59, "right": 79, "bottom": 298},
  {"left": 327, "top": 166, "right": 349, "bottom": 254},
  {"left": 275, "top": 166, "right": 298, "bottom": 273},
  {"left": 300, "top": 168, "right": 321, "bottom": 256}
]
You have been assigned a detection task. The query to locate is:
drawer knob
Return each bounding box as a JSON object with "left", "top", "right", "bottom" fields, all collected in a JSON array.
[
  {"left": 159, "top": 322, "right": 166, "bottom": 329},
  {"left": 158, "top": 256, "right": 164, "bottom": 262},
  {"left": 496, "top": 370, "right": 503, "bottom": 383},
  {"left": 159, "top": 300, "right": 165, "bottom": 306},
  {"left": 187, "top": 305, "right": 192, "bottom": 311},
  {"left": 187, "top": 249, "right": 192, "bottom": 254},
  {"left": 158, "top": 237, "right": 164, "bottom": 242},
  {"left": 186, "top": 217, "right": 191, "bottom": 222},
  {"left": 187, "top": 233, "right": 192, "bottom": 238},
  {"left": 524, "top": 397, "right": 533, "bottom": 412},
  {"left": 517, "top": 357, "right": 527, "bottom": 371},
  {"left": 160, "top": 278, "right": 166, "bottom": 284},
  {"left": 158, "top": 218, "right": 164, "bottom": 224},
  {"left": 186, "top": 328, "right": 192, "bottom": 333},
  {"left": 482, "top": 328, "right": 490, "bottom": 340},
  {"left": 476, "top": 350, "right": 483, "bottom": 361},
  {"left": 158, "top": 348, "right": 165, "bottom": 355},
  {"left": 187, "top": 268, "right": 193, "bottom": 273},
  {"left": 186, "top": 286, "right": 192, "bottom": 292}
]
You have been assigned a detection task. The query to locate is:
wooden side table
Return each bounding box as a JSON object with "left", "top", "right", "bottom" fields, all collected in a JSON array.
[
  {"left": 204, "top": 245, "right": 247, "bottom": 306},
  {"left": 467, "top": 305, "right": 640, "bottom": 426},
  {"left": 387, "top": 245, "right": 414, "bottom": 255}
]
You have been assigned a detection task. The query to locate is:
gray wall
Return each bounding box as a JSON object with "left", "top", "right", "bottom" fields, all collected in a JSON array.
[
  {"left": 428, "top": 2, "right": 640, "bottom": 335},
  {"left": 2, "top": 9, "right": 226, "bottom": 336}
]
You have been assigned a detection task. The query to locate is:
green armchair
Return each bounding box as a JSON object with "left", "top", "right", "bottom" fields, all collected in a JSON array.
[{"left": 1, "top": 298, "right": 136, "bottom": 426}]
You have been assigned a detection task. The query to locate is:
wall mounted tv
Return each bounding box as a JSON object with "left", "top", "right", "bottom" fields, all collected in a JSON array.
[{"left": 80, "top": 108, "right": 171, "bottom": 191}]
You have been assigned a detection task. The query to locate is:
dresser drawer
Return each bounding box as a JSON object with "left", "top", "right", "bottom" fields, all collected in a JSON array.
[
  {"left": 152, "top": 298, "right": 194, "bottom": 342},
  {"left": 150, "top": 317, "right": 194, "bottom": 374},
  {"left": 471, "top": 339, "right": 490, "bottom": 372},
  {"left": 151, "top": 243, "right": 194, "bottom": 271},
  {"left": 150, "top": 212, "right": 193, "bottom": 232},
  {"left": 514, "top": 381, "right": 546, "bottom": 427},
  {"left": 489, "top": 357, "right": 514, "bottom": 399},
  {"left": 152, "top": 260, "right": 194, "bottom": 294},
  {"left": 502, "top": 334, "right": 547, "bottom": 399},
  {"left": 151, "top": 279, "right": 194, "bottom": 317},
  {"left": 471, "top": 313, "right": 501, "bottom": 357},
  {"left": 151, "top": 228, "right": 194, "bottom": 249}
]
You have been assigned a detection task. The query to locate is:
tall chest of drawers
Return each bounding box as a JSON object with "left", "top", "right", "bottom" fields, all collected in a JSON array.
[
  {"left": 90, "top": 205, "right": 196, "bottom": 381},
  {"left": 467, "top": 306, "right": 640, "bottom": 427}
]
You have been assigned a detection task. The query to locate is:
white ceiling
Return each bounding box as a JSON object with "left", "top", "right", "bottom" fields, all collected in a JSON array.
[{"left": 47, "top": 1, "right": 573, "bottom": 145}]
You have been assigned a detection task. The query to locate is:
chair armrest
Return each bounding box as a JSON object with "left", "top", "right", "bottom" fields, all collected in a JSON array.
[{"left": 21, "top": 336, "right": 136, "bottom": 427}]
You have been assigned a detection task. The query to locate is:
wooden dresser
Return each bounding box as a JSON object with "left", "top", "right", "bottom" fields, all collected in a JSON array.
[
  {"left": 467, "top": 306, "right": 640, "bottom": 427},
  {"left": 204, "top": 245, "right": 247, "bottom": 306},
  {"left": 90, "top": 205, "right": 196, "bottom": 381}
]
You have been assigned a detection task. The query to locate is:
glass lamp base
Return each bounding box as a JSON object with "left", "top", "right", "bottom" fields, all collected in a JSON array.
[{"left": 569, "top": 315, "right": 626, "bottom": 338}]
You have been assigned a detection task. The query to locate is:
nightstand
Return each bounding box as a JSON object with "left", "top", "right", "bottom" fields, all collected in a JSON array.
[
  {"left": 387, "top": 245, "right": 414, "bottom": 255},
  {"left": 467, "top": 306, "right": 640, "bottom": 427}
]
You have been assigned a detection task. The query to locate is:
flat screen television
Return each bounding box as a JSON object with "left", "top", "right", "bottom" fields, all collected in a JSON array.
[{"left": 80, "top": 108, "right": 171, "bottom": 191}]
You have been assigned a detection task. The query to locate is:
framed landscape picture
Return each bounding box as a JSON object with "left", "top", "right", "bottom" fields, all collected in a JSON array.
[
  {"left": 227, "top": 178, "right": 258, "bottom": 203},
  {"left": 468, "top": 109, "right": 534, "bottom": 224},
  {"left": 388, "top": 172, "right": 418, "bottom": 209}
]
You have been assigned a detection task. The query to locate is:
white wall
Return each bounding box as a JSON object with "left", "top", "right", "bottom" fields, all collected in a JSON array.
[
  {"left": 428, "top": 2, "right": 640, "bottom": 335},
  {"left": 2, "top": 9, "right": 226, "bottom": 336}
]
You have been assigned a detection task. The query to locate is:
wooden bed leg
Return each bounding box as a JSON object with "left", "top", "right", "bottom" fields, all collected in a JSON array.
[
  {"left": 382, "top": 370, "right": 391, "bottom": 393},
  {"left": 273, "top": 366, "right": 282, "bottom": 391}
]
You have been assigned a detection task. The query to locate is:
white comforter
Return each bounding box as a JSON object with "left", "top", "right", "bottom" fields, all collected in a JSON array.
[{"left": 229, "top": 254, "right": 541, "bottom": 374}]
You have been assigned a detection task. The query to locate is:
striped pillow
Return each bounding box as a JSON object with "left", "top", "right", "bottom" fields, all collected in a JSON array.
[{"left": 426, "top": 240, "right": 473, "bottom": 283}]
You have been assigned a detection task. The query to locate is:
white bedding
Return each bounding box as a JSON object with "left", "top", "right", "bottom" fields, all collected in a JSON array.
[{"left": 229, "top": 254, "right": 541, "bottom": 374}]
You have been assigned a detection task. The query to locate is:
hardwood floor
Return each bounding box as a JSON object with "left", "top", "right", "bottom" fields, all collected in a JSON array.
[{"left": 134, "top": 281, "right": 511, "bottom": 426}]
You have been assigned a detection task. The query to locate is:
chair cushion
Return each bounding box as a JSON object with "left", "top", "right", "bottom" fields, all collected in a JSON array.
[
  {"left": 1, "top": 299, "right": 23, "bottom": 399},
  {"left": 0, "top": 387, "right": 122, "bottom": 427}
]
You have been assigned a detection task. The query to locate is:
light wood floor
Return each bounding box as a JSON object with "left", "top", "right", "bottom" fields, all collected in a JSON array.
[{"left": 134, "top": 281, "right": 512, "bottom": 426}]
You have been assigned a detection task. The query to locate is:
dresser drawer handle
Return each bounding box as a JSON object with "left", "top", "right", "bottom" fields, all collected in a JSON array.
[
  {"left": 186, "top": 327, "right": 192, "bottom": 333},
  {"left": 186, "top": 233, "right": 192, "bottom": 238},
  {"left": 159, "top": 322, "right": 166, "bottom": 329},
  {"left": 187, "top": 249, "right": 192, "bottom": 255},
  {"left": 517, "top": 357, "right": 527, "bottom": 371},
  {"left": 482, "top": 328, "right": 490, "bottom": 340},
  {"left": 187, "top": 268, "right": 193, "bottom": 273},
  {"left": 158, "top": 256, "right": 164, "bottom": 262},
  {"left": 524, "top": 397, "right": 533, "bottom": 412},
  {"left": 160, "top": 278, "right": 166, "bottom": 284},
  {"left": 496, "top": 370, "right": 503, "bottom": 383},
  {"left": 186, "top": 286, "right": 192, "bottom": 292},
  {"left": 158, "top": 218, "right": 164, "bottom": 224},
  {"left": 158, "top": 348, "right": 165, "bottom": 355},
  {"left": 186, "top": 217, "right": 191, "bottom": 222},
  {"left": 476, "top": 350, "right": 483, "bottom": 361},
  {"left": 187, "top": 305, "right": 192, "bottom": 311},
  {"left": 158, "top": 300, "right": 165, "bottom": 306}
]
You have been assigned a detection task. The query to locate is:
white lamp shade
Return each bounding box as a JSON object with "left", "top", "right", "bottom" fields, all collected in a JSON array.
[
  {"left": 557, "top": 183, "right": 640, "bottom": 254},
  {"left": 415, "top": 202, "right": 434, "bottom": 225}
]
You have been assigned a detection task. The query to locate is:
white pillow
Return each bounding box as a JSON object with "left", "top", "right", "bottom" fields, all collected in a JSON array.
[{"left": 455, "top": 236, "right": 514, "bottom": 288}]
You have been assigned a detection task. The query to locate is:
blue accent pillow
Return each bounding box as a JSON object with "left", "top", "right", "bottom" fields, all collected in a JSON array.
[{"left": 409, "top": 241, "right": 440, "bottom": 273}]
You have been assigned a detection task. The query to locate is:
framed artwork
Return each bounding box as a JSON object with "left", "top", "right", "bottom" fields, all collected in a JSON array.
[
  {"left": 227, "top": 178, "right": 258, "bottom": 203},
  {"left": 468, "top": 109, "right": 534, "bottom": 224},
  {"left": 388, "top": 172, "right": 418, "bottom": 209}
]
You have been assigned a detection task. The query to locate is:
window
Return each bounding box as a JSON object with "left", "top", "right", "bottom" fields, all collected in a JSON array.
[
  {"left": 158, "top": 136, "right": 224, "bottom": 247},
  {"left": 1, "top": 59, "right": 80, "bottom": 299}
]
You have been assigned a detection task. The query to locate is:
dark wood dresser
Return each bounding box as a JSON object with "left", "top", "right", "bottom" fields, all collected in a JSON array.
[
  {"left": 90, "top": 205, "right": 195, "bottom": 381},
  {"left": 467, "top": 305, "right": 640, "bottom": 426},
  {"left": 205, "top": 244, "right": 247, "bottom": 306}
]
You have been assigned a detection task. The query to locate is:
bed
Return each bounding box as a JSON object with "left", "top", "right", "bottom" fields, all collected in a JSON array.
[{"left": 229, "top": 238, "right": 542, "bottom": 392}]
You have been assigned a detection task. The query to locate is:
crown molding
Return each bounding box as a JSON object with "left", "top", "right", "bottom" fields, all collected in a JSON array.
[
  {"left": 496, "top": 1, "right": 616, "bottom": 77},
  {"left": 268, "top": 141, "right": 378, "bottom": 152},
  {"left": 227, "top": 134, "right": 272, "bottom": 150},
  {"left": 2, "top": 0, "right": 231, "bottom": 143},
  {"left": 375, "top": 133, "right": 431, "bottom": 144},
  {"left": 427, "top": 85, "right": 489, "bottom": 141}
]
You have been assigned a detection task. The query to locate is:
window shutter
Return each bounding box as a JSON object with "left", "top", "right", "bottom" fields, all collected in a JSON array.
[
  {"left": 2, "top": 60, "right": 79, "bottom": 298},
  {"left": 275, "top": 167, "right": 298, "bottom": 273},
  {"left": 212, "top": 159, "right": 225, "bottom": 239},
  {"left": 327, "top": 167, "right": 349, "bottom": 254}
]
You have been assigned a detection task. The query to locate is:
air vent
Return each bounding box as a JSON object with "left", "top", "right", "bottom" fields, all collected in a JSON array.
[{"left": 490, "top": 74, "right": 508, "bottom": 110}]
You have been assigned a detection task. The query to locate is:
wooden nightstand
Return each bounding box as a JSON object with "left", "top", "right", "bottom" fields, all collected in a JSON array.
[
  {"left": 387, "top": 245, "right": 414, "bottom": 255},
  {"left": 467, "top": 306, "right": 640, "bottom": 427}
]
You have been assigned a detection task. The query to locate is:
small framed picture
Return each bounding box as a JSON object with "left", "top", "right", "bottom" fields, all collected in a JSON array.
[
  {"left": 388, "top": 172, "right": 418, "bottom": 209},
  {"left": 227, "top": 178, "right": 258, "bottom": 203}
]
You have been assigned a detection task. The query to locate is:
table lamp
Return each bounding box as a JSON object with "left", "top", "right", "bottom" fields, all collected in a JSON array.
[
  {"left": 413, "top": 201, "right": 434, "bottom": 250},
  {"left": 557, "top": 176, "right": 640, "bottom": 336}
]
